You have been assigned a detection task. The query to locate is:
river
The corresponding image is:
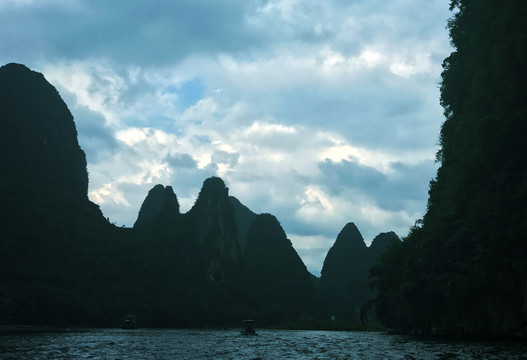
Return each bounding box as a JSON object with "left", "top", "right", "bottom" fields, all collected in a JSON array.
[{"left": 1, "top": 328, "right": 526, "bottom": 359}]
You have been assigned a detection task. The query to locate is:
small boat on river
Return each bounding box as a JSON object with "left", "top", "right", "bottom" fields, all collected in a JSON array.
[
  {"left": 240, "top": 320, "right": 257, "bottom": 336},
  {"left": 120, "top": 314, "right": 137, "bottom": 329}
]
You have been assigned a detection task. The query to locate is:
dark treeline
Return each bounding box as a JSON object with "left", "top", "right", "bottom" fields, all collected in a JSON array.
[{"left": 370, "top": 0, "right": 527, "bottom": 338}]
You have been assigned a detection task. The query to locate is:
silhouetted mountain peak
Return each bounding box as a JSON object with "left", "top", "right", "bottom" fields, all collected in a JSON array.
[
  {"left": 369, "top": 231, "right": 399, "bottom": 257},
  {"left": 333, "top": 222, "right": 367, "bottom": 251},
  {"left": 320, "top": 223, "right": 394, "bottom": 321},
  {"left": 192, "top": 177, "right": 229, "bottom": 210},
  {"left": 188, "top": 177, "right": 240, "bottom": 275},
  {"left": 320, "top": 223, "right": 367, "bottom": 278},
  {"left": 0, "top": 62, "right": 89, "bottom": 204},
  {"left": 133, "top": 184, "right": 180, "bottom": 228}
]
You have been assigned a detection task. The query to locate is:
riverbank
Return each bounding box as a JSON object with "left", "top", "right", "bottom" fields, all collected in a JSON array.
[
  {"left": 0, "top": 325, "right": 91, "bottom": 334},
  {"left": 272, "top": 320, "right": 386, "bottom": 332}
]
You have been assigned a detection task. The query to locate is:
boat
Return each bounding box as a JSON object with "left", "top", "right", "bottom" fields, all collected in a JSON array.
[
  {"left": 120, "top": 314, "right": 137, "bottom": 329},
  {"left": 240, "top": 319, "right": 257, "bottom": 336}
]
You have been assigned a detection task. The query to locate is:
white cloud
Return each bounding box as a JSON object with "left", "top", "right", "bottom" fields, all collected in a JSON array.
[
  {"left": 90, "top": 183, "right": 130, "bottom": 207},
  {"left": 0, "top": 0, "right": 453, "bottom": 273}
]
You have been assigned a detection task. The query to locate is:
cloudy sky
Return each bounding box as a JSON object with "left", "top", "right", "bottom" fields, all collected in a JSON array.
[{"left": 1, "top": 0, "right": 453, "bottom": 275}]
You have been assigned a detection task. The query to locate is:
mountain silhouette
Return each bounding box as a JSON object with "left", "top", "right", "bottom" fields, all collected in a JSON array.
[
  {"left": 133, "top": 184, "right": 180, "bottom": 228},
  {"left": 0, "top": 62, "right": 396, "bottom": 328},
  {"left": 0, "top": 63, "right": 115, "bottom": 326},
  {"left": 319, "top": 223, "right": 399, "bottom": 322},
  {"left": 244, "top": 213, "right": 321, "bottom": 324}
]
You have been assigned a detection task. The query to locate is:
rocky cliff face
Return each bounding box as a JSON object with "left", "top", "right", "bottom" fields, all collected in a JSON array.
[
  {"left": 229, "top": 196, "right": 257, "bottom": 253},
  {"left": 187, "top": 177, "right": 241, "bottom": 281},
  {"left": 133, "top": 184, "right": 180, "bottom": 228},
  {"left": 319, "top": 223, "right": 399, "bottom": 321}
]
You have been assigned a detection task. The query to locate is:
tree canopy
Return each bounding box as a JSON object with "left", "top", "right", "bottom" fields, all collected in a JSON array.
[{"left": 371, "top": 0, "right": 527, "bottom": 338}]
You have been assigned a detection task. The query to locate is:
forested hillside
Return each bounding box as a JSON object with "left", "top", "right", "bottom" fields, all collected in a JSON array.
[{"left": 371, "top": 0, "right": 527, "bottom": 338}]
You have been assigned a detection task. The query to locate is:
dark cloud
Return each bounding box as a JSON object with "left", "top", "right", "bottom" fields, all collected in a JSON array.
[
  {"left": 74, "top": 106, "right": 118, "bottom": 163},
  {"left": 50, "top": 83, "right": 118, "bottom": 163},
  {"left": 234, "top": 73, "right": 442, "bottom": 152},
  {"left": 165, "top": 154, "right": 217, "bottom": 199},
  {"left": 318, "top": 159, "right": 384, "bottom": 196},
  {"left": 211, "top": 150, "right": 240, "bottom": 167},
  {"left": 318, "top": 158, "right": 437, "bottom": 212},
  {"left": 166, "top": 153, "right": 198, "bottom": 169},
  {"left": 0, "top": 0, "right": 266, "bottom": 66}
]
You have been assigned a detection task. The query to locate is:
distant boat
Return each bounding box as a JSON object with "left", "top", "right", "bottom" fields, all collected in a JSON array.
[
  {"left": 120, "top": 314, "right": 137, "bottom": 329},
  {"left": 240, "top": 320, "right": 257, "bottom": 336}
]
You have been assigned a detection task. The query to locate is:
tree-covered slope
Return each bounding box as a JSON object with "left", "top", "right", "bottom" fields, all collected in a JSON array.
[{"left": 371, "top": 0, "right": 527, "bottom": 338}]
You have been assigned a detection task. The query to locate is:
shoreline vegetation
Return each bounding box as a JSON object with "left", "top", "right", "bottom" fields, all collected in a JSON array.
[
  {"left": 367, "top": 0, "right": 527, "bottom": 339},
  {"left": 272, "top": 320, "right": 386, "bottom": 332}
]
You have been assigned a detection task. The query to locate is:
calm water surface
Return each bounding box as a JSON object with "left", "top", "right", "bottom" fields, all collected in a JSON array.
[{"left": 1, "top": 328, "right": 526, "bottom": 359}]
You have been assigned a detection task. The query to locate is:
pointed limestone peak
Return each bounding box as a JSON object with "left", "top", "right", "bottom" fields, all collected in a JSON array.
[
  {"left": 333, "top": 222, "right": 367, "bottom": 251},
  {"left": 189, "top": 176, "right": 229, "bottom": 215},
  {"left": 369, "top": 231, "right": 400, "bottom": 257},
  {"left": 133, "top": 184, "right": 180, "bottom": 228},
  {"left": 187, "top": 177, "right": 240, "bottom": 262},
  {"left": 320, "top": 222, "right": 367, "bottom": 281}
]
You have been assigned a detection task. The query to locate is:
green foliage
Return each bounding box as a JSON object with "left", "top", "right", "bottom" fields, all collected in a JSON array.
[{"left": 370, "top": 0, "right": 527, "bottom": 338}]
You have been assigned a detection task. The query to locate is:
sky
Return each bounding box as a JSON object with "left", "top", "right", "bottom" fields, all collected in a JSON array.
[{"left": 1, "top": 0, "right": 453, "bottom": 275}]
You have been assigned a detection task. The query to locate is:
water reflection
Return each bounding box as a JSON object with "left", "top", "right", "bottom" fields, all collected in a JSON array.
[{"left": 1, "top": 329, "right": 526, "bottom": 360}]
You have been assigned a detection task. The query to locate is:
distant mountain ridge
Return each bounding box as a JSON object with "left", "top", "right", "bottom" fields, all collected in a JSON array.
[{"left": 0, "top": 62, "right": 399, "bottom": 328}]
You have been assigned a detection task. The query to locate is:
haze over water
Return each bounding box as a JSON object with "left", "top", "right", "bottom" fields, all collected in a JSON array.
[{"left": 1, "top": 329, "right": 526, "bottom": 360}]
